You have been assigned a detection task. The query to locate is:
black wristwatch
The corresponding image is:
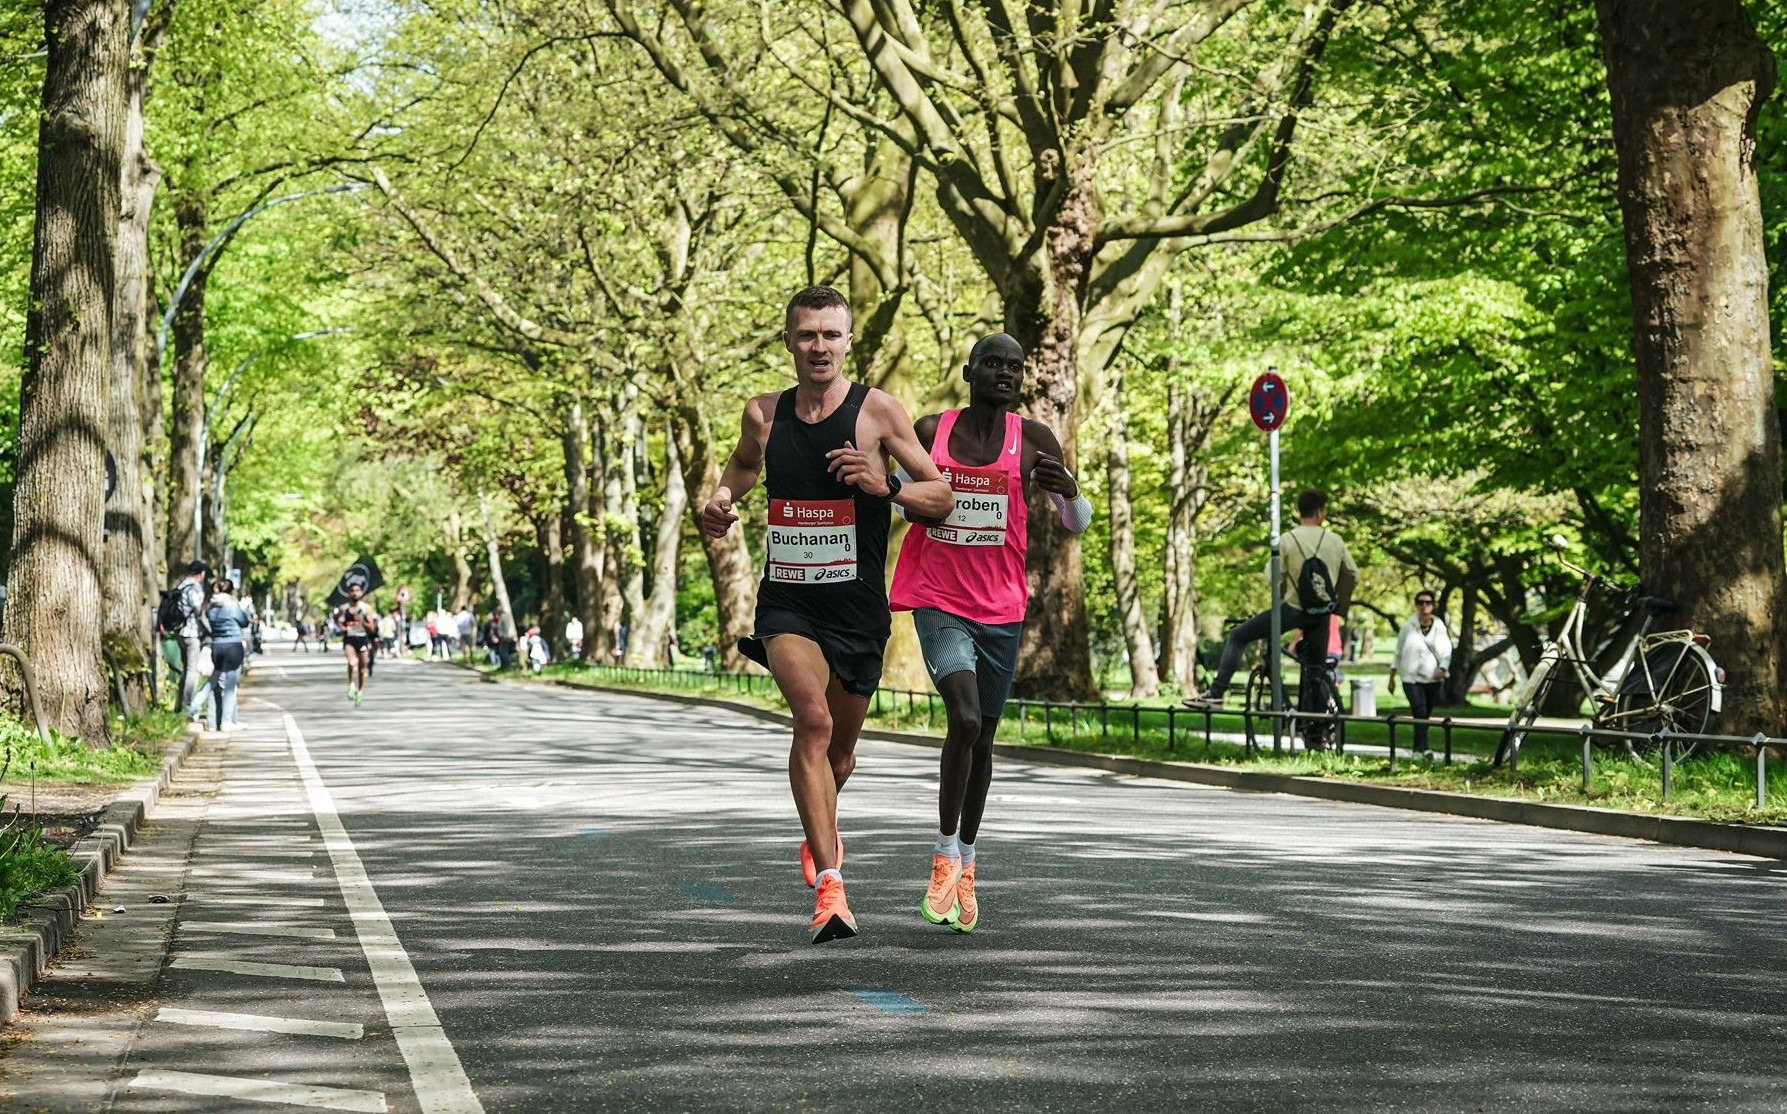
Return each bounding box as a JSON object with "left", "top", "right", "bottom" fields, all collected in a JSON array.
[{"left": 878, "top": 473, "right": 903, "bottom": 501}]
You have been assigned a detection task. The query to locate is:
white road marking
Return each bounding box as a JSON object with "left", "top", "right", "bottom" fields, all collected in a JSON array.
[
  {"left": 196, "top": 895, "right": 328, "bottom": 907},
  {"left": 172, "top": 957, "right": 345, "bottom": 982},
  {"left": 285, "top": 713, "right": 485, "bottom": 1114},
  {"left": 129, "top": 1069, "right": 385, "bottom": 1112},
  {"left": 181, "top": 921, "right": 338, "bottom": 940},
  {"left": 156, "top": 1007, "right": 364, "bottom": 1040}
]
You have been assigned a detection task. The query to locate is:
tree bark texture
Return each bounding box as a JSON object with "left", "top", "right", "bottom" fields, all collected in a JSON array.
[
  {"left": 670, "top": 406, "right": 756, "bottom": 670},
  {"left": 164, "top": 189, "right": 207, "bottom": 571},
  {"left": 446, "top": 510, "right": 474, "bottom": 611},
  {"left": 1010, "top": 168, "right": 1098, "bottom": 700},
  {"left": 8, "top": 0, "right": 128, "bottom": 744},
  {"left": 1104, "top": 373, "right": 1159, "bottom": 698},
  {"left": 479, "top": 491, "right": 517, "bottom": 640},
  {"left": 536, "top": 511, "right": 566, "bottom": 654},
  {"left": 1596, "top": 0, "right": 1787, "bottom": 734},
  {"left": 616, "top": 394, "right": 649, "bottom": 664},
  {"left": 102, "top": 26, "right": 162, "bottom": 709},
  {"left": 562, "top": 400, "right": 605, "bottom": 662},
  {"left": 631, "top": 425, "right": 686, "bottom": 669},
  {"left": 1161, "top": 377, "right": 1204, "bottom": 692}
]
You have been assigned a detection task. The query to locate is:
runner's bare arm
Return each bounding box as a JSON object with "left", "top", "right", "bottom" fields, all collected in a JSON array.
[
  {"left": 896, "top": 413, "right": 948, "bottom": 526},
  {"left": 1024, "top": 419, "right": 1092, "bottom": 534},
  {"left": 826, "top": 393, "right": 952, "bottom": 518},
  {"left": 702, "top": 394, "right": 773, "bottom": 538}
]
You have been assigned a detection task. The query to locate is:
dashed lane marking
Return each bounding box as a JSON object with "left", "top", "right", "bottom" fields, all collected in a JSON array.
[
  {"left": 181, "top": 921, "right": 338, "bottom": 940},
  {"left": 171, "top": 957, "right": 345, "bottom": 983},
  {"left": 155, "top": 1007, "right": 365, "bottom": 1040},
  {"left": 285, "top": 712, "right": 486, "bottom": 1114},
  {"left": 129, "top": 1069, "right": 384, "bottom": 1112},
  {"left": 193, "top": 895, "right": 328, "bottom": 907}
]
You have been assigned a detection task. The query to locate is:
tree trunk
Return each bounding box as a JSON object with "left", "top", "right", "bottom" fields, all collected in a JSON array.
[
  {"left": 1010, "top": 169, "right": 1098, "bottom": 700},
  {"left": 632, "top": 424, "right": 686, "bottom": 668},
  {"left": 446, "top": 509, "right": 474, "bottom": 610},
  {"left": 8, "top": 0, "right": 127, "bottom": 745},
  {"left": 536, "top": 511, "right": 566, "bottom": 654},
  {"left": 103, "top": 33, "right": 160, "bottom": 711},
  {"left": 478, "top": 491, "right": 517, "bottom": 640},
  {"left": 1161, "top": 375, "right": 1203, "bottom": 692},
  {"left": 164, "top": 189, "right": 207, "bottom": 571},
  {"left": 617, "top": 393, "right": 649, "bottom": 665},
  {"left": 1443, "top": 588, "right": 1479, "bottom": 706},
  {"left": 563, "top": 399, "right": 605, "bottom": 662},
  {"left": 670, "top": 406, "right": 756, "bottom": 669},
  {"left": 1597, "top": 0, "right": 1787, "bottom": 734},
  {"left": 1105, "top": 371, "right": 1159, "bottom": 698}
]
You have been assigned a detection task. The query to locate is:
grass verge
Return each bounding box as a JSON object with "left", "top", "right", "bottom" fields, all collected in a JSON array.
[{"left": 514, "top": 662, "right": 1787, "bottom": 828}]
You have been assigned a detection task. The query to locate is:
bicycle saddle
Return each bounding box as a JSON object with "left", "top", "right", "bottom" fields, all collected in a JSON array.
[{"left": 1637, "top": 595, "right": 1676, "bottom": 615}]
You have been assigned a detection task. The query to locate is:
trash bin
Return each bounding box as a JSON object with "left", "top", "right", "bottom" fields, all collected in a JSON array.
[{"left": 1351, "top": 677, "right": 1376, "bottom": 718}]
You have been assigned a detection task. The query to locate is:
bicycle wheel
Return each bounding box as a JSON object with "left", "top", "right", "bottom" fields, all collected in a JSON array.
[
  {"left": 1495, "top": 651, "right": 1558, "bottom": 767},
  {"left": 1291, "top": 668, "right": 1339, "bottom": 753},
  {"left": 1615, "top": 642, "right": 1716, "bottom": 759},
  {"left": 1243, "top": 666, "right": 1274, "bottom": 749}
]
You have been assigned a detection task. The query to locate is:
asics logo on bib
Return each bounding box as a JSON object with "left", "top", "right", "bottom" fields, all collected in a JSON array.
[{"left": 814, "top": 566, "right": 854, "bottom": 582}]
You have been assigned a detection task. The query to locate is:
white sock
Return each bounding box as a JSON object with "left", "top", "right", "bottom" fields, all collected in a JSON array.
[
  {"left": 960, "top": 839, "right": 976, "bottom": 867},
  {"left": 935, "top": 830, "right": 960, "bottom": 859},
  {"left": 815, "top": 867, "right": 842, "bottom": 887}
]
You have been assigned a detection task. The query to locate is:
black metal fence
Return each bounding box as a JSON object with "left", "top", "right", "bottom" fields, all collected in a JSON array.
[{"left": 578, "top": 664, "right": 1787, "bottom": 809}]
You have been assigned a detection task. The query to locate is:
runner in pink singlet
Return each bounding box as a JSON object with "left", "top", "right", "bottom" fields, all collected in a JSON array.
[{"left": 888, "top": 333, "right": 1093, "bottom": 933}]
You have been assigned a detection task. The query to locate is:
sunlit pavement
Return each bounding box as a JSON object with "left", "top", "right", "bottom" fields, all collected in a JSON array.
[{"left": 2, "top": 645, "right": 1784, "bottom": 1112}]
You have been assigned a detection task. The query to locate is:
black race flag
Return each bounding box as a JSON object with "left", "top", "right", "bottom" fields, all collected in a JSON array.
[{"left": 326, "top": 556, "right": 385, "bottom": 606}]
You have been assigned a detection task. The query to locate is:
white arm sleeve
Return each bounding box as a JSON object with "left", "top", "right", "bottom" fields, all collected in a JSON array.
[{"left": 1049, "top": 489, "right": 1094, "bottom": 533}]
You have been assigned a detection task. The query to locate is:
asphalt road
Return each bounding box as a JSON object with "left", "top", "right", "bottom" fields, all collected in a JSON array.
[{"left": 2, "top": 649, "right": 1784, "bottom": 1112}]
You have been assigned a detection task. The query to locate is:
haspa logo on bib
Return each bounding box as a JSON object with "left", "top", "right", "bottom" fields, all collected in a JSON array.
[{"left": 941, "top": 466, "right": 1006, "bottom": 494}]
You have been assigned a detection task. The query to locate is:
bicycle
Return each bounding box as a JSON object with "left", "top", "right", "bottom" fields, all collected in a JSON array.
[
  {"left": 1494, "top": 536, "right": 1723, "bottom": 766},
  {"left": 1244, "top": 641, "right": 1345, "bottom": 753}
]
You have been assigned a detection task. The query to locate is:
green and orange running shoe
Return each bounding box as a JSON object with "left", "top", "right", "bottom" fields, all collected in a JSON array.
[
  {"left": 920, "top": 853, "right": 962, "bottom": 925},
  {"left": 799, "top": 832, "right": 844, "bottom": 888},
  {"left": 949, "top": 863, "right": 978, "bottom": 933},
  {"left": 810, "top": 874, "right": 858, "bottom": 944}
]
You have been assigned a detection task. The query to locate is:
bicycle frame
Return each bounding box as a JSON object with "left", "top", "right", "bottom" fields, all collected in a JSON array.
[{"left": 1533, "top": 555, "right": 1723, "bottom": 723}]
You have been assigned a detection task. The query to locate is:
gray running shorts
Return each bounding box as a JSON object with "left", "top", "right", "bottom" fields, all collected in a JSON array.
[{"left": 912, "top": 607, "right": 1024, "bottom": 719}]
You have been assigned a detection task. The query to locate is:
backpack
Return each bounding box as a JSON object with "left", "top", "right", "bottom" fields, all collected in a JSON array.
[
  {"left": 1291, "top": 529, "right": 1338, "bottom": 617},
  {"left": 155, "top": 587, "right": 192, "bottom": 634}
]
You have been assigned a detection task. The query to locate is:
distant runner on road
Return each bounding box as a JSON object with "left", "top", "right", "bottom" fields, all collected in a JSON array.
[
  {"left": 335, "top": 584, "right": 376, "bottom": 706},
  {"left": 889, "top": 333, "right": 1091, "bottom": 934},
  {"left": 701, "top": 285, "right": 953, "bottom": 944}
]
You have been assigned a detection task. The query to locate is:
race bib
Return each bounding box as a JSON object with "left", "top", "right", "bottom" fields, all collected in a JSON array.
[
  {"left": 928, "top": 464, "right": 1009, "bottom": 547},
  {"left": 766, "top": 499, "right": 858, "bottom": 584}
]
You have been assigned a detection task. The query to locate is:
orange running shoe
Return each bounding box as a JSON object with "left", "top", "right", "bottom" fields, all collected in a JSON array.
[
  {"left": 810, "top": 874, "right": 858, "bottom": 944},
  {"left": 950, "top": 863, "right": 978, "bottom": 933},
  {"left": 919, "top": 853, "right": 962, "bottom": 925},
  {"left": 799, "top": 831, "right": 845, "bottom": 888}
]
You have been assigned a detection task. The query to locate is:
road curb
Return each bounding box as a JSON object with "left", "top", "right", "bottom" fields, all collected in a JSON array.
[
  {"left": 0, "top": 728, "right": 201, "bottom": 1027},
  {"left": 497, "top": 671, "right": 1787, "bottom": 861}
]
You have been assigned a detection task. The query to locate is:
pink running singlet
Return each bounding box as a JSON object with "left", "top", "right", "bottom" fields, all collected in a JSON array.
[{"left": 889, "top": 409, "right": 1030, "bottom": 625}]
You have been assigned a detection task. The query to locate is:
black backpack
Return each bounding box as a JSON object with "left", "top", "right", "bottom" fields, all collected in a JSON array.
[
  {"left": 156, "top": 585, "right": 198, "bottom": 634},
  {"left": 1291, "top": 530, "right": 1338, "bottom": 617}
]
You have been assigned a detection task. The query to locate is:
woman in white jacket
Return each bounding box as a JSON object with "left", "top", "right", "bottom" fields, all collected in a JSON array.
[{"left": 1389, "top": 590, "right": 1452, "bottom": 753}]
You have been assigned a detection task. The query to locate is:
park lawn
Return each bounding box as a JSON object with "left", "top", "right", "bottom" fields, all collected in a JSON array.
[
  {"left": 0, "top": 709, "right": 170, "bottom": 785},
  {"left": 523, "top": 662, "right": 1787, "bottom": 828}
]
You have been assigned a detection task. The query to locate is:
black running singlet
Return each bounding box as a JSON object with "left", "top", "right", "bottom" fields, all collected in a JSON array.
[{"left": 755, "top": 381, "right": 892, "bottom": 635}]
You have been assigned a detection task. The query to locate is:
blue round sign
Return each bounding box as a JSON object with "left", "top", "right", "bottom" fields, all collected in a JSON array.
[{"left": 1250, "top": 372, "right": 1289, "bottom": 432}]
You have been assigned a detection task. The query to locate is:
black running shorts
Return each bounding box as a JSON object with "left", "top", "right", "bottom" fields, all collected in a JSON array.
[{"left": 739, "top": 608, "right": 887, "bottom": 698}]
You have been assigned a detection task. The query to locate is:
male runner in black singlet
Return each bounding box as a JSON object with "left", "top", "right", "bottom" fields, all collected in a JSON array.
[
  {"left": 335, "top": 583, "right": 376, "bottom": 706},
  {"left": 701, "top": 285, "right": 954, "bottom": 944}
]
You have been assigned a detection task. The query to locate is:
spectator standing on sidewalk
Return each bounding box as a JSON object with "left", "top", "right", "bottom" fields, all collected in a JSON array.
[
  {"left": 202, "top": 578, "right": 251, "bottom": 731},
  {"left": 167, "top": 561, "right": 209, "bottom": 719},
  {"left": 1389, "top": 590, "right": 1452, "bottom": 754}
]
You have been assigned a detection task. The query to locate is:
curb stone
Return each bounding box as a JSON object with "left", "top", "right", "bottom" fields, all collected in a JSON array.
[
  {"left": 0, "top": 728, "right": 200, "bottom": 1026},
  {"left": 462, "top": 666, "right": 1787, "bottom": 861}
]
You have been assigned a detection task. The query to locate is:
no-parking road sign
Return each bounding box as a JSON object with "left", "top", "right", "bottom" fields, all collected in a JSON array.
[{"left": 1249, "top": 371, "right": 1289, "bottom": 432}]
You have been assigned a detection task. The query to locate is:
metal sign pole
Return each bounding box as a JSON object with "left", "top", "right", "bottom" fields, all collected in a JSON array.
[{"left": 1268, "top": 426, "right": 1284, "bottom": 755}]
